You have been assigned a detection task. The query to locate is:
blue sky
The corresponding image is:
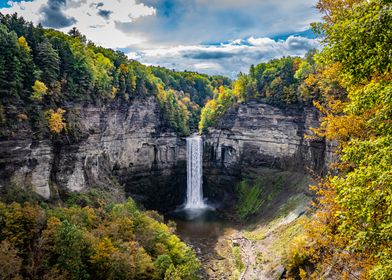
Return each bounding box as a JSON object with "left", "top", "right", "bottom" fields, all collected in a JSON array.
[{"left": 0, "top": 0, "right": 321, "bottom": 77}]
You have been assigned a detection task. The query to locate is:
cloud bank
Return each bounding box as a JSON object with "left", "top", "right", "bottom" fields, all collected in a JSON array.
[
  {"left": 134, "top": 36, "right": 320, "bottom": 77},
  {"left": 0, "top": 0, "right": 321, "bottom": 76},
  {"left": 1, "top": 0, "right": 156, "bottom": 48}
]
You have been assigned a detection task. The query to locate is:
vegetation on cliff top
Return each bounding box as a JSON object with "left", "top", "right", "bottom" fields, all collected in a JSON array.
[
  {"left": 198, "top": 51, "right": 326, "bottom": 133},
  {"left": 0, "top": 13, "right": 229, "bottom": 137}
]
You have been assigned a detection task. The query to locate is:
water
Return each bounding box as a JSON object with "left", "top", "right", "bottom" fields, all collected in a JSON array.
[
  {"left": 185, "top": 135, "right": 206, "bottom": 209},
  {"left": 168, "top": 137, "right": 229, "bottom": 278},
  {"left": 168, "top": 208, "right": 227, "bottom": 239}
]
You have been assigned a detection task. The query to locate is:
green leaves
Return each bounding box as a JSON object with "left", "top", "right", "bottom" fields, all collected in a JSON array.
[
  {"left": 0, "top": 199, "right": 201, "bottom": 280},
  {"left": 293, "top": 0, "right": 392, "bottom": 278},
  {"left": 319, "top": 0, "right": 392, "bottom": 84}
]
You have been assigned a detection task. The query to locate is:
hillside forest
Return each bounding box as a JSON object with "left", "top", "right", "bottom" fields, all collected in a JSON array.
[{"left": 0, "top": 0, "right": 391, "bottom": 279}]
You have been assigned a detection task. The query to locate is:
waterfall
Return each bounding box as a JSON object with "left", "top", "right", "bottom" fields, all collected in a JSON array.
[{"left": 185, "top": 135, "right": 206, "bottom": 209}]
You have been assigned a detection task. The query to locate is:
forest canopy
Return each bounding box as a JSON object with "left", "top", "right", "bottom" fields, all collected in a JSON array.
[
  {"left": 0, "top": 198, "right": 200, "bottom": 280},
  {"left": 0, "top": 13, "right": 230, "bottom": 137}
]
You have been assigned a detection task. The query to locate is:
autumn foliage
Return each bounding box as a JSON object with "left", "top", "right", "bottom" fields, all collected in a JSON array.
[
  {"left": 45, "top": 108, "right": 66, "bottom": 134},
  {"left": 286, "top": 0, "right": 392, "bottom": 279},
  {"left": 0, "top": 199, "right": 200, "bottom": 280}
]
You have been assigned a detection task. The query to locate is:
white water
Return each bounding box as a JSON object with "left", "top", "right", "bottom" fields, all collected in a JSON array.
[{"left": 185, "top": 135, "right": 206, "bottom": 209}]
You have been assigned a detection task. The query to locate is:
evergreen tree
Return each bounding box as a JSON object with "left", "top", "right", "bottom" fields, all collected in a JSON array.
[
  {"left": 0, "top": 24, "right": 22, "bottom": 99},
  {"left": 36, "top": 39, "right": 60, "bottom": 85}
]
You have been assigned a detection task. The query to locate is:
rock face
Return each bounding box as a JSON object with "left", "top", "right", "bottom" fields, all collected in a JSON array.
[
  {"left": 203, "top": 101, "right": 327, "bottom": 203},
  {"left": 0, "top": 97, "right": 186, "bottom": 210},
  {"left": 0, "top": 98, "right": 329, "bottom": 210}
]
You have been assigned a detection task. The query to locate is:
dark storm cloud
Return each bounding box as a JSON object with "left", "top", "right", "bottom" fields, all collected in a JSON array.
[
  {"left": 40, "top": 0, "right": 76, "bottom": 28},
  {"left": 183, "top": 51, "right": 235, "bottom": 60},
  {"left": 98, "top": 9, "right": 112, "bottom": 19}
]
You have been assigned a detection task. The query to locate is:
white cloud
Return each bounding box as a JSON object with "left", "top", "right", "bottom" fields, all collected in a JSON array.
[
  {"left": 1, "top": 0, "right": 321, "bottom": 75},
  {"left": 1, "top": 0, "right": 155, "bottom": 48},
  {"left": 134, "top": 36, "right": 320, "bottom": 77}
]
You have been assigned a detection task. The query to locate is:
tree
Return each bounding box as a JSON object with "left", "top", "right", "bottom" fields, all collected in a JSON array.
[
  {"left": 287, "top": 1, "right": 392, "bottom": 278},
  {"left": 45, "top": 108, "right": 66, "bottom": 134},
  {"left": 0, "top": 240, "right": 22, "bottom": 279},
  {"left": 31, "top": 80, "right": 48, "bottom": 101},
  {"left": 232, "top": 73, "right": 248, "bottom": 102},
  {"left": 55, "top": 220, "right": 88, "bottom": 280},
  {"left": 18, "top": 36, "right": 37, "bottom": 92},
  {"left": 36, "top": 39, "right": 60, "bottom": 85},
  {"left": 0, "top": 24, "right": 22, "bottom": 98}
]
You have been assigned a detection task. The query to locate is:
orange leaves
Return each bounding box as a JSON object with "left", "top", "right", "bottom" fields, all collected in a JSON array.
[
  {"left": 304, "top": 74, "right": 318, "bottom": 87},
  {"left": 312, "top": 97, "right": 365, "bottom": 144},
  {"left": 322, "top": 114, "right": 365, "bottom": 141}
]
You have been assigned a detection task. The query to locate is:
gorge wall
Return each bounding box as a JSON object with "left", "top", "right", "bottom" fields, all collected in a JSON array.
[
  {"left": 203, "top": 101, "right": 333, "bottom": 203},
  {"left": 0, "top": 97, "right": 187, "bottom": 210},
  {"left": 0, "top": 98, "right": 331, "bottom": 210}
]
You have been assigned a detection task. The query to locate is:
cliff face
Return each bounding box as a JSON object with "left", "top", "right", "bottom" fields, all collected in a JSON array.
[
  {"left": 0, "top": 98, "right": 329, "bottom": 210},
  {"left": 203, "top": 101, "right": 328, "bottom": 202},
  {"left": 0, "top": 97, "right": 186, "bottom": 209}
]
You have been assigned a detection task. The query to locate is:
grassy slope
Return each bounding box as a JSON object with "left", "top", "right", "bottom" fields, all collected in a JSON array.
[{"left": 202, "top": 168, "right": 313, "bottom": 279}]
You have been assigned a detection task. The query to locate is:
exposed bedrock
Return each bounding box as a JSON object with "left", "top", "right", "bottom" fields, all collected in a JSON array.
[
  {"left": 0, "top": 98, "right": 331, "bottom": 210},
  {"left": 203, "top": 101, "right": 332, "bottom": 205},
  {"left": 0, "top": 97, "right": 186, "bottom": 210}
]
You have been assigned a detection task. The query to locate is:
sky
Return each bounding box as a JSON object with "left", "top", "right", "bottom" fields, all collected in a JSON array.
[{"left": 0, "top": 0, "right": 321, "bottom": 77}]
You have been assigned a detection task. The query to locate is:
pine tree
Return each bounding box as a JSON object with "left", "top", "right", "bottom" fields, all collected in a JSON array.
[
  {"left": 36, "top": 39, "right": 60, "bottom": 85},
  {"left": 0, "top": 24, "right": 23, "bottom": 99}
]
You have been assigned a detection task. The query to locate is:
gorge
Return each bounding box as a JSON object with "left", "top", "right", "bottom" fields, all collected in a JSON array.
[
  {"left": 0, "top": 95, "right": 328, "bottom": 279},
  {"left": 0, "top": 97, "right": 329, "bottom": 210},
  {"left": 1, "top": 2, "right": 389, "bottom": 278}
]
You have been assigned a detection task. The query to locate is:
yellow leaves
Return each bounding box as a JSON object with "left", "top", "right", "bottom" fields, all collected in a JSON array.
[
  {"left": 0, "top": 198, "right": 200, "bottom": 280},
  {"left": 111, "top": 86, "right": 117, "bottom": 99},
  {"left": 0, "top": 202, "right": 46, "bottom": 249},
  {"left": 312, "top": 95, "right": 366, "bottom": 144},
  {"left": 199, "top": 86, "right": 236, "bottom": 133},
  {"left": 198, "top": 99, "right": 216, "bottom": 133},
  {"left": 316, "top": 0, "right": 362, "bottom": 24},
  {"left": 90, "top": 237, "right": 117, "bottom": 268},
  {"left": 286, "top": 234, "right": 312, "bottom": 272},
  {"left": 232, "top": 75, "right": 247, "bottom": 102},
  {"left": 304, "top": 74, "right": 318, "bottom": 87},
  {"left": 299, "top": 268, "right": 307, "bottom": 280},
  {"left": 45, "top": 108, "right": 66, "bottom": 134},
  {"left": 322, "top": 114, "right": 365, "bottom": 141},
  {"left": 18, "top": 36, "right": 31, "bottom": 52},
  {"left": 17, "top": 113, "right": 28, "bottom": 122},
  {"left": 182, "top": 96, "right": 191, "bottom": 104},
  {"left": 31, "top": 80, "right": 48, "bottom": 101},
  {"left": 119, "top": 63, "right": 129, "bottom": 74}
]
